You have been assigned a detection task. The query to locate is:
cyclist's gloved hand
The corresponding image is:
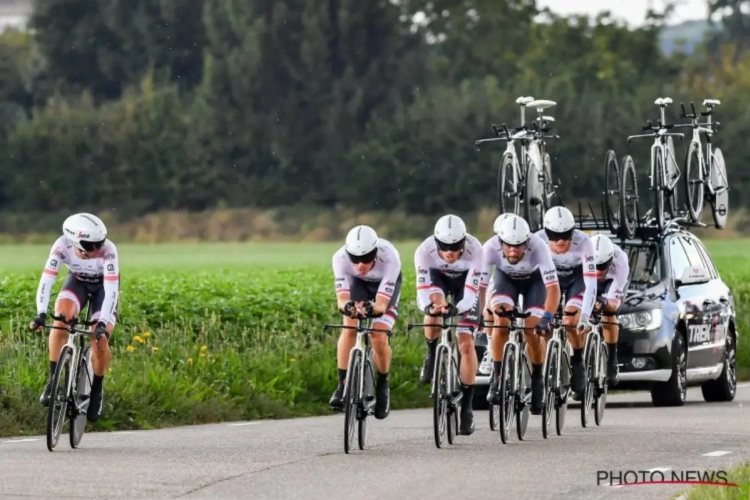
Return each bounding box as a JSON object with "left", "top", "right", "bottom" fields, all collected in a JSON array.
[
  {"left": 594, "top": 296, "right": 608, "bottom": 311},
  {"left": 363, "top": 301, "right": 375, "bottom": 317},
  {"left": 341, "top": 301, "right": 357, "bottom": 318},
  {"left": 576, "top": 313, "right": 590, "bottom": 333},
  {"left": 30, "top": 312, "right": 46, "bottom": 331},
  {"left": 444, "top": 304, "right": 459, "bottom": 318},
  {"left": 536, "top": 312, "right": 553, "bottom": 335},
  {"left": 94, "top": 321, "right": 109, "bottom": 341},
  {"left": 423, "top": 303, "right": 442, "bottom": 317}
]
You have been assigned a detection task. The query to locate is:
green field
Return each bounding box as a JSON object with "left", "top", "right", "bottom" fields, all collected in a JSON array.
[{"left": 0, "top": 239, "right": 748, "bottom": 437}]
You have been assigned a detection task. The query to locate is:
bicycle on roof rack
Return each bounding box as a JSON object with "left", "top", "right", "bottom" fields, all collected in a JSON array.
[
  {"left": 674, "top": 99, "right": 729, "bottom": 229},
  {"left": 475, "top": 96, "right": 561, "bottom": 232}
]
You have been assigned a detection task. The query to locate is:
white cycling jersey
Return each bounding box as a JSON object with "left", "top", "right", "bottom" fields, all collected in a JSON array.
[
  {"left": 481, "top": 233, "right": 558, "bottom": 286},
  {"left": 535, "top": 229, "right": 597, "bottom": 316},
  {"left": 332, "top": 238, "right": 402, "bottom": 301},
  {"left": 36, "top": 236, "right": 120, "bottom": 324},
  {"left": 602, "top": 243, "right": 630, "bottom": 308},
  {"left": 414, "top": 234, "right": 483, "bottom": 314}
]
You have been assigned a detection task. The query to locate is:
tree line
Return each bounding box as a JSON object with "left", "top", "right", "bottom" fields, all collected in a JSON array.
[{"left": 0, "top": 0, "right": 749, "bottom": 233}]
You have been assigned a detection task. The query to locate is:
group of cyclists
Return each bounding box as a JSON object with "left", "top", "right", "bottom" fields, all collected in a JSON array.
[
  {"left": 28, "top": 207, "right": 628, "bottom": 431},
  {"left": 330, "top": 206, "right": 630, "bottom": 436}
]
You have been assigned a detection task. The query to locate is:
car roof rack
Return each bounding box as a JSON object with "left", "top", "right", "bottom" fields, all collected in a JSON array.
[{"left": 570, "top": 201, "right": 706, "bottom": 244}]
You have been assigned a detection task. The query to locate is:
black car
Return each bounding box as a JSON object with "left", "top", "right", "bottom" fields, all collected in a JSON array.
[{"left": 473, "top": 218, "right": 738, "bottom": 408}]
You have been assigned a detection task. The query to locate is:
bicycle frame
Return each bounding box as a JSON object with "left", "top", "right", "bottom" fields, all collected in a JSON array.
[
  {"left": 677, "top": 100, "right": 727, "bottom": 198},
  {"left": 49, "top": 310, "right": 96, "bottom": 412}
]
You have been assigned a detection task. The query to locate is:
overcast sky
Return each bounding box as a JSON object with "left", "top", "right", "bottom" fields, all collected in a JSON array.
[{"left": 538, "top": 0, "right": 709, "bottom": 26}]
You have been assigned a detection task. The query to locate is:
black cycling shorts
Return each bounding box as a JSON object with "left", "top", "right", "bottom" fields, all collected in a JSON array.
[
  {"left": 349, "top": 272, "right": 402, "bottom": 330},
  {"left": 56, "top": 274, "right": 118, "bottom": 325}
]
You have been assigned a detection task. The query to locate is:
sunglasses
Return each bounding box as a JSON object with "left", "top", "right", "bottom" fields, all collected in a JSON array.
[
  {"left": 596, "top": 260, "right": 612, "bottom": 271},
  {"left": 500, "top": 239, "right": 527, "bottom": 250},
  {"left": 347, "top": 249, "right": 377, "bottom": 264},
  {"left": 81, "top": 240, "right": 105, "bottom": 252},
  {"left": 544, "top": 228, "right": 573, "bottom": 242},
  {"left": 435, "top": 237, "right": 465, "bottom": 253}
]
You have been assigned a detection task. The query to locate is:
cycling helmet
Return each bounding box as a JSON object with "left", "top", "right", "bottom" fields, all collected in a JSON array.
[
  {"left": 543, "top": 206, "right": 575, "bottom": 240},
  {"left": 591, "top": 234, "right": 615, "bottom": 270},
  {"left": 62, "top": 213, "right": 107, "bottom": 253},
  {"left": 496, "top": 215, "right": 531, "bottom": 246},
  {"left": 433, "top": 214, "right": 467, "bottom": 251},
  {"left": 492, "top": 213, "right": 514, "bottom": 235},
  {"left": 345, "top": 225, "right": 379, "bottom": 263}
]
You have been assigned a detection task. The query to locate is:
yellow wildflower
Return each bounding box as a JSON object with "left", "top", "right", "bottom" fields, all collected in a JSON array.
[
  {"left": 152, "top": 346, "right": 159, "bottom": 352},
  {"left": 133, "top": 335, "right": 145, "bottom": 344},
  {"left": 199, "top": 352, "right": 207, "bottom": 358},
  {"left": 200, "top": 345, "right": 208, "bottom": 352},
  {"left": 126, "top": 345, "right": 135, "bottom": 353},
  {"left": 289, "top": 358, "right": 296, "bottom": 363},
  {"left": 187, "top": 358, "right": 193, "bottom": 365},
  {"left": 143, "top": 332, "right": 151, "bottom": 338}
]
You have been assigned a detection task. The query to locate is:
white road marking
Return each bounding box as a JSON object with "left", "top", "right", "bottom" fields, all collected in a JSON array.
[
  {"left": 703, "top": 451, "right": 731, "bottom": 457},
  {"left": 1, "top": 438, "right": 39, "bottom": 443},
  {"left": 227, "top": 422, "right": 261, "bottom": 427}
]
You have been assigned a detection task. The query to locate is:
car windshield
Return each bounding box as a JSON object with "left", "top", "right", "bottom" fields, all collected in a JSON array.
[{"left": 620, "top": 241, "right": 661, "bottom": 289}]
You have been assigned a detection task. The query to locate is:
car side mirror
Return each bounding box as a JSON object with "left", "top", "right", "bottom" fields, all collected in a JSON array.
[{"left": 675, "top": 266, "right": 711, "bottom": 288}]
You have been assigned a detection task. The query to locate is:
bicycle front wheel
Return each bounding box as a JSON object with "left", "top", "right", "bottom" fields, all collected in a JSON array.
[
  {"left": 70, "top": 345, "right": 92, "bottom": 449},
  {"left": 344, "top": 349, "right": 362, "bottom": 454},
  {"left": 498, "top": 343, "right": 516, "bottom": 444},
  {"left": 433, "top": 345, "right": 449, "bottom": 449},
  {"left": 595, "top": 341, "right": 609, "bottom": 426},
  {"left": 47, "top": 346, "right": 73, "bottom": 452},
  {"left": 604, "top": 150, "right": 621, "bottom": 234},
  {"left": 684, "top": 141, "right": 704, "bottom": 222},
  {"left": 516, "top": 351, "right": 531, "bottom": 440},
  {"left": 542, "top": 340, "right": 559, "bottom": 439},
  {"left": 620, "top": 155, "right": 638, "bottom": 239},
  {"left": 499, "top": 153, "right": 520, "bottom": 215},
  {"left": 358, "top": 349, "right": 376, "bottom": 450},
  {"left": 581, "top": 334, "right": 597, "bottom": 428},
  {"left": 556, "top": 347, "right": 570, "bottom": 436}
]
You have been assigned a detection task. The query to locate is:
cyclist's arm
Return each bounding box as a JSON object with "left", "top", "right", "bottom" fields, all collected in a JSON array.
[
  {"left": 603, "top": 250, "right": 629, "bottom": 313},
  {"left": 373, "top": 246, "right": 401, "bottom": 315},
  {"left": 479, "top": 240, "right": 498, "bottom": 311},
  {"left": 538, "top": 247, "right": 561, "bottom": 316},
  {"left": 580, "top": 237, "right": 598, "bottom": 317},
  {"left": 36, "top": 241, "right": 67, "bottom": 316},
  {"left": 332, "top": 253, "right": 352, "bottom": 309},
  {"left": 455, "top": 250, "right": 483, "bottom": 314},
  {"left": 98, "top": 243, "right": 120, "bottom": 325},
  {"left": 414, "top": 245, "right": 436, "bottom": 311}
]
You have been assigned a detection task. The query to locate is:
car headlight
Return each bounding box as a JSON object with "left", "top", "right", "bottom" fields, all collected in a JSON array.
[{"left": 619, "top": 309, "right": 663, "bottom": 331}]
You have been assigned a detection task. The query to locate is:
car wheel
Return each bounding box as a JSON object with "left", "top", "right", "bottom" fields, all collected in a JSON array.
[
  {"left": 700, "top": 328, "right": 737, "bottom": 402},
  {"left": 650, "top": 332, "right": 687, "bottom": 407}
]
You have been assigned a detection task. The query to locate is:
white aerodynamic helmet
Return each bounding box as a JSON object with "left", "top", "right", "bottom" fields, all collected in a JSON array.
[
  {"left": 434, "top": 214, "right": 467, "bottom": 250},
  {"left": 496, "top": 215, "right": 531, "bottom": 246},
  {"left": 591, "top": 234, "right": 615, "bottom": 267},
  {"left": 345, "top": 225, "right": 379, "bottom": 261},
  {"left": 492, "top": 213, "right": 514, "bottom": 235},
  {"left": 62, "top": 213, "right": 108, "bottom": 253},
  {"left": 543, "top": 206, "right": 575, "bottom": 240}
]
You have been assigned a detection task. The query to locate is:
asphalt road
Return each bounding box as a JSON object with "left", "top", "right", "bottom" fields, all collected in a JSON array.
[{"left": 1, "top": 385, "right": 749, "bottom": 500}]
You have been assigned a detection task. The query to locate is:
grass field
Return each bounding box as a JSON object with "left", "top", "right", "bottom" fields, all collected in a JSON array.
[{"left": 0, "top": 238, "right": 748, "bottom": 437}]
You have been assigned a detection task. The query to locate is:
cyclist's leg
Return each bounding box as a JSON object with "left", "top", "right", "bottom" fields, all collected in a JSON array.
[
  {"left": 456, "top": 285, "right": 481, "bottom": 435},
  {"left": 87, "top": 283, "right": 116, "bottom": 421},
  {"left": 563, "top": 275, "right": 588, "bottom": 395},
  {"left": 420, "top": 269, "right": 450, "bottom": 384},
  {"left": 598, "top": 279, "right": 621, "bottom": 383},
  {"left": 520, "top": 273, "right": 549, "bottom": 414},
  {"left": 330, "top": 278, "right": 367, "bottom": 408},
  {"left": 41, "top": 275, "right": 86, "bottom": 406},
  {"left": 487, "top": 269, "right": 519, "bottom": 403},
  {"left": 370, "top": 273, "right": 401, "bottom": 419}
]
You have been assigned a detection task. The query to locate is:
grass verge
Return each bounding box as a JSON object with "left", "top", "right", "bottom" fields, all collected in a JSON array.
[{"left": 676, "top": 463, "right": 750, "bottom": 499}]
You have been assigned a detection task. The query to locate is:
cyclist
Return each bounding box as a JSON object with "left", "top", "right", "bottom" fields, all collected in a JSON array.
[
  {"left": 329, "top": 225, "right": 401, "bottom": 420},
  {"left": 481, "top": 214, "right": 561, "bottom": 415},
  {"left": 591, "top": 234, "right": 630, "bottom": 385},
  {"left": 30, "top": 213, "right": 119, "bottom": 423},
  {"left": 535, "top": 206, "right": 597, "bottom": 397},
  {"left": 415, "top": 214, "right": 483, "bottom": 436}
]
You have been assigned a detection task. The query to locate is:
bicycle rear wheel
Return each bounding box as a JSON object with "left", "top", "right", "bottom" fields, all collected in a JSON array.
[
  {"left": 665, "top": 137, "right": 679, "bottom": 220},
  {"left": 710, "top": 148, "right": 729, "bottom": 229},
  {"left": 343, "top": 349, "right": 362, "bottom": 454},
  {"left": 70, "top": 345, "right": 92, "bottom": 449},
  {"left": 620, "top": 155, "right": 638, "bottom": 239},
  {"left": 524, "top": 157, "right": 544, "bottom": 232},
  {"left": 542, "top": 340, "right": 559, "bottom": 439},
  {"left": 654, "top": 149, "right": 666, "bottom": 230},
  {"left": 604, "top": 150, "right": 621, "bottom": 234},
  {"left": 433, "top": 345, "right": 449, "bottom": 448},
  {"left": 47, "top": 346, "right": 73, "bottom": 452},
  {"left": 595, "top": 340, "right": 608, "bottom": 426},
  {"left": 516, "top": 351, "right": 531, "bottom": 440},
  {"left": 499, "top": 153, "right": 520, "bottom": 215},
  {"left": 498, "top": 344, "right": 516, "bottom": 444},
  {"left": 581, "top": 334, "right": 597, "bottom": 428},
  {"left": 556, "top": 347, "right": 570, "bottom": 436},
  {"left": 358, "top": 348, "right": 376, "bottom": 450},
  {"left": 684, "top": 141, "right": 704, "bottom": 222}
]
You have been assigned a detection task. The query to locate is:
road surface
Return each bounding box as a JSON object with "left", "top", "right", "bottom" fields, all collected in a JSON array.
[{"left": 1, "top": 385, "right": 749, "bottom": 499}]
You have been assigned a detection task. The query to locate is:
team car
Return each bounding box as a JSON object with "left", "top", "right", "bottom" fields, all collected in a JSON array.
[{"left": 474, "top": 216, "right": 738, "bottom": 408}]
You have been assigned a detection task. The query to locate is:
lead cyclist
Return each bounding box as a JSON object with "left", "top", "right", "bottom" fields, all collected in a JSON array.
[
  {"left": 30, "top": 213, "right": 119, "bottom": 423},
  {"left": 329, "top": 225, "right": 401, "bottom": 420},
  {"left": 415, "top": 214, "right": 483, "bottom": 436},
  {"left": 591, "top": 234, "right": 630, "bottom": 385},
  {"left": 535, "top": 206, "right": 597, "bottom": 398}
]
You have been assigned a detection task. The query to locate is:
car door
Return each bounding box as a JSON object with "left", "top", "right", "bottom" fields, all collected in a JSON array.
[
  {"left": 666, "top": 234, "right": 713, "bottom": 369},
  {"left": 675, "top": 234, "right": 721, "bottom": 369},
  {"left": 691, "top": 237, "right": 731, "bottom": 368}
]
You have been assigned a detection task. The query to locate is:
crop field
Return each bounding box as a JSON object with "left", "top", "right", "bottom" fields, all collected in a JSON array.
[{"left": 0, "top": 239, "right": 748, "bottom": 437}]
